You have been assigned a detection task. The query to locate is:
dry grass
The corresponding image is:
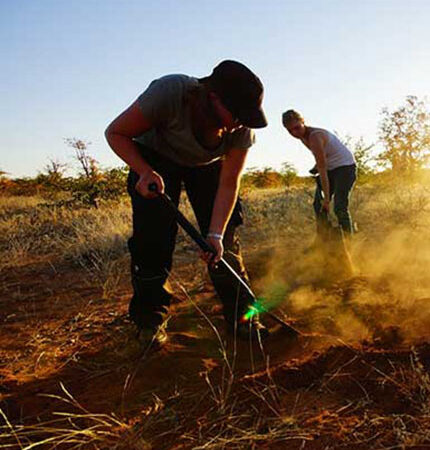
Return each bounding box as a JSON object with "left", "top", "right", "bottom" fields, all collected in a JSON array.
[
  {"left": 0, "top": 383, "right": 150, "bottom": 449},
  {"left": 1, "top": 179, "right": 430, "bottom": 449},
  {"left": 1, "top": 181, "right": 428, "bottom": 272}
]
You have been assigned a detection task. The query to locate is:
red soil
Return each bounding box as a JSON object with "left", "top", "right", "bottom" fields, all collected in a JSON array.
[{"left": 1, "top": 259, "right": 430, "bottom": 449}]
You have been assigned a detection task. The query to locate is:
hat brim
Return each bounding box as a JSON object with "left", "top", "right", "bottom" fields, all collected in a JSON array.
[{"left": 237, "top": 106, "right": 268, "bottom": 129}]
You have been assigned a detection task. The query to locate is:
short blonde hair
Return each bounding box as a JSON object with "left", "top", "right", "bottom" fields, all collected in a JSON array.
[{"left": 282, "top": 109, "right": 304, "bottom": 126}]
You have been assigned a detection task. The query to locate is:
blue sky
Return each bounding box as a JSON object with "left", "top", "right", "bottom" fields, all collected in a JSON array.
[{"left": 1, "top": 0, "right": 429, "bottom": 177}]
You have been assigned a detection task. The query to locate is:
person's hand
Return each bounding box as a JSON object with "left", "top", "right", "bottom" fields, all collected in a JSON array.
[
  {"left": 135, "top": 169, "right": 164, "bottom": 199},
  {"left": 200, "top": 235, "right": 224, "bottom": 267},
  {"left": 322, "top": 198, "right": 330, "bottom": 212}
]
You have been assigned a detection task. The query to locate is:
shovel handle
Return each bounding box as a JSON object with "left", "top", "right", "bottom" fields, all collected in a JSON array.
[{"left": 148, "top": 185, "right": 301, "bottom": 336}]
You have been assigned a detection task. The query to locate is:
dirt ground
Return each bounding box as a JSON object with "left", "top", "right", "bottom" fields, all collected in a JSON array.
[{"left": 2, "top": 245, "right": 430, "bottom": 449}]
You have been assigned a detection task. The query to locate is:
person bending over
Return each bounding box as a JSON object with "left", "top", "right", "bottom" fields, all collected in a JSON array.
[
  {"left": 282, "top": 110, "right": 356, "bottom": 237},
  {"left": 105, "top": 60, "right": 269, "bottom": 348}
]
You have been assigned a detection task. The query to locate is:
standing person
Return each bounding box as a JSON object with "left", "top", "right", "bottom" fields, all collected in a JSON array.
[
  {"left": 282, "top": 110, "right": 356, "bottom": 237},
  {"left": 105, "top": 60, "right": 269, "bottom": 348}
]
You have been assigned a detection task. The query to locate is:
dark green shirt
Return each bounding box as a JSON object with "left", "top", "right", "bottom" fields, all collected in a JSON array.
[{"left": 134, "top": 74, "right": 255, "bottom": 167}]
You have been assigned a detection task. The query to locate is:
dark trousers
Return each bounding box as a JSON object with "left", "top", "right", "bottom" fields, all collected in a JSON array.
[
  {"left": 314, "top": 164, "right": 356, "bottom": 234},
  {"left": 127, "top": 146, "right": 254, "bottom": 329}
]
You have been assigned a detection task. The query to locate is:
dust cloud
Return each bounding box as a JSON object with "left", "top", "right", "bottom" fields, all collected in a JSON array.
[{"left": 255, "top": 185, "right": 430, "bottom": 345}]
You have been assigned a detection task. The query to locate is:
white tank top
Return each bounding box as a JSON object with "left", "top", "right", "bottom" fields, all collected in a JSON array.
[{"left": 309, "top": 129, "right": 355, "bottom": 170}]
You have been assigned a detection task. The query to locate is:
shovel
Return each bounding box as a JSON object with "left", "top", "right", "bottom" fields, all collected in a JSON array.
[{"left": 148, "top": 183, "right": 301, "bottom": 337}]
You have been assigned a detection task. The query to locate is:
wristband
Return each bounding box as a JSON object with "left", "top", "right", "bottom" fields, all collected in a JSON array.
[{"left": 207, "top": 232, "right": 223, "bottom": 241}]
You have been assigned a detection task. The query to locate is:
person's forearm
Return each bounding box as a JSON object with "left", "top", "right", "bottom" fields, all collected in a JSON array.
[
  {"left": 105, "top": 132, "right": 153, "bottom": 176},
  {"left": 209, "top": 181, "right": 239, "bottom": 236},
  {"left": 319, "top": 169, "right": 330, "bottom": 202}
]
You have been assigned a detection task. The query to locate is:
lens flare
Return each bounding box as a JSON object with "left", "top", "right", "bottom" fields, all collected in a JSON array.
[{"left": 242, "top": 299, "right": 266, "bottom": 322}]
